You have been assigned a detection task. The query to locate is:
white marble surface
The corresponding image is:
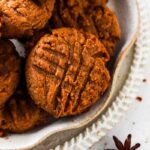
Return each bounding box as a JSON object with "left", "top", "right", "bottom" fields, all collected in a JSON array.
[{"left": 90, "top": 1, "right": 150, "bottom": 150}]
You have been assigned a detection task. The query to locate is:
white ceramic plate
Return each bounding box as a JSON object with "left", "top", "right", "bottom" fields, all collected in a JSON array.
[
  {"left": 0, "top": 0, "right": 139, "bottom": 149},
  {"left": 54, "top": 0, "right": 149, "bottom": 149}
]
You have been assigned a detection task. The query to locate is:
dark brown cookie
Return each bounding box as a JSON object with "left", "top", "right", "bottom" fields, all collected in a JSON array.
[
  {"left": 26, "top": 28, "right": 110, "bottom": 118},
  {"left": 0, "top": 0, "right": 55, "bottom": 38},
  {"left": 0, "top": 89, "right": 49, "bottom": 133},
  {"left": 0, "top": 39, "right": 21, "bottom": 107},
  {"left": 50, "top": 1, "right": 121, "bottom": 56}
]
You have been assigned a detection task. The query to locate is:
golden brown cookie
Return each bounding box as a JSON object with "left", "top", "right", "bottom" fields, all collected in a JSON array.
[
  {"left": 0, "top": 39, "right": 21, "bottom": 107},
  {"left": 0, "top": 0, "right": 55, "bottom": 38},
  {"left": 20, "top": 0, "right": 109, "bottom": 53},
  {"left": 0, "top": 89, "right": 49, "bottom": 133},
  {"left": 82, "top": 6, "right": 121, "bottom": 56},
  {"left": 50, "top": 1, "right": 121, "bottom": 56},
  {"left": 26, "top": 28, "right": 110, "bottom": 118}
]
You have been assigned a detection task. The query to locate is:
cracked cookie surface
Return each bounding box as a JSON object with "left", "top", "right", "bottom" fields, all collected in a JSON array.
[
  {"left": 26, "top": 28, "right": 110, "bottom": 118},
  {"left": 50, "top": 0, "right": 120, "bottom": 56},
  {"left": 0, "top": 88, "right": 49, "bottom": 133},
  {"left": 0, "top": 0, "right": 55, "bottom": 38},
  {"left": 0, "top": 39, "right": 21, "bottom": 107}
]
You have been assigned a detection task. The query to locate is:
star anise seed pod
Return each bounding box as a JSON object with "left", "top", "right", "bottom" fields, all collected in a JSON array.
[{"left": 106, "top": 134, "right": 140, "bottom": 150}]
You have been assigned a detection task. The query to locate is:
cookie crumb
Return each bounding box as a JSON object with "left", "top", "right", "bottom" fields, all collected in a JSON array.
[
  {"left": 4, "top": 136, "right": 9, "bottom": 139},
  {"left": 104, "top": 142, "right": 107, "bottom": 146},
  {"left": 0, "top": 130, "right": 6, "bottom": 137},
  {"left": 143, "top": 79, "right": 147, "bottom": 82},
  {"left": 136, "top": 96, "right": 142, "bottom": 102}
]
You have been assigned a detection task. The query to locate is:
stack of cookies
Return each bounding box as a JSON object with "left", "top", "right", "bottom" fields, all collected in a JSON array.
[{"left": 0, "top": 0, "right": 121, "bottom": 134}]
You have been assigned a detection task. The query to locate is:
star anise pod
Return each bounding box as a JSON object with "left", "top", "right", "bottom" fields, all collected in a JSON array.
[{"left": 106, "top": 134, "right": 140, "bottom": 150}]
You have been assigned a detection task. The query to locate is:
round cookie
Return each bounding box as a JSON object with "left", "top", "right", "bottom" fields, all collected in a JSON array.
[
  {"left": 0, "top": 89, "right": 49, "bottom": 133},
  {"left": 81, "top": 6, "right": 121, "bottom": 56},
  {"left": 0, "top": 40, "right": 21, "bottom": 107},
  {"left": 26, "top": 28, "right": 110, "bottom": 118},
  {"left": 0, "top": 0, "right": 55, "bottom": 38},
  {"left": 50, "top": 1, "right": 121, "bottom": 56}
]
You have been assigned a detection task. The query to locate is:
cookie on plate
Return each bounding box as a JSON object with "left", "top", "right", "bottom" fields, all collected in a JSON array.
[
  {"left": 0, "top": 88, "right": 49, "bottom": 133},
  {"left": 82, "top": 6, "right": 121, "bottom": 56},
  {"left": 0, "top": 0, "right": 55, "bottom": 38},
  {"left": 50, "top": 1, "right": 121, "bottom": 56},
  {"left": 0, "top": 39, "right": 21, "bottom": 107},
  {"left": 0, "top": 57, "right": 50, "bottom": 133},
  {"left": 26, "top": 28, "right": 110, "bottom": 118}
]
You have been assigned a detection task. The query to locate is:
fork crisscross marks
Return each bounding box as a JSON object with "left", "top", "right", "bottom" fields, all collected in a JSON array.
[
  {"left": 88, "top": 6, "right": 121, "bottom": 56},
  {"left": 64, "top": 35, "right": 110, "bottom": 116},
  {"left": 76, "top": 58, "right": 110, "bottom": 113},
  {"left": 66, "top": 54, "right": 94, "bottom": 115},
  {"left": 50, "top": 1, "right": 121, "bottom": 57},
  {"left": 55, "top": 42, "right": 84, "bottom": 117},
  {"left": 32, "top": 34, "right": 70, "bottom": 113},
  {"left": 6, "top": 98, "right": 33, "bottom": 130},
  {"left": 50, "top": 29, "right": 86, "bottom": 117},
  {"left": 59, "top": 0, "right": 76, "bottom": 27},
  {"left": 32, "top": 34, "right": 69, "bottom": 79},
  {"left": 51, "top": 0, "right": 108, "bottom": 29},
  {"left": 0, "top": 90, "right": 49, "bottom": 133},
  {"left": 51, "top": 0, "right": 87, "bottom": 28},
  {"left": 78, "top": 14, "right": 99, "bottom": 38},
  {"left": 0, "top": 0, "right": 55, "bottom": 38},
  {"left": 52, "top": 29, "right": 109, "bottom": 117},
  {"left": 26, "top": 28, "right": 110, "bottom": 118}
]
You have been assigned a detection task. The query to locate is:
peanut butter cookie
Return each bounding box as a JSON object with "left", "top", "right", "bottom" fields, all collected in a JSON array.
[
  {"left": 0, "top": 0, "right": 55, "bottom": 38},
  {"left": 0, "top": 89, "right": 49, "bottom": 133},
  {"left": 26, "top": 28, "right": 110, "bottom": 118},
  {"left": 50, "top": 1, "right": 121, "bottom": 56},
  {"left": 0, "top": 39, "right": 21, "bottom": 107}
]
